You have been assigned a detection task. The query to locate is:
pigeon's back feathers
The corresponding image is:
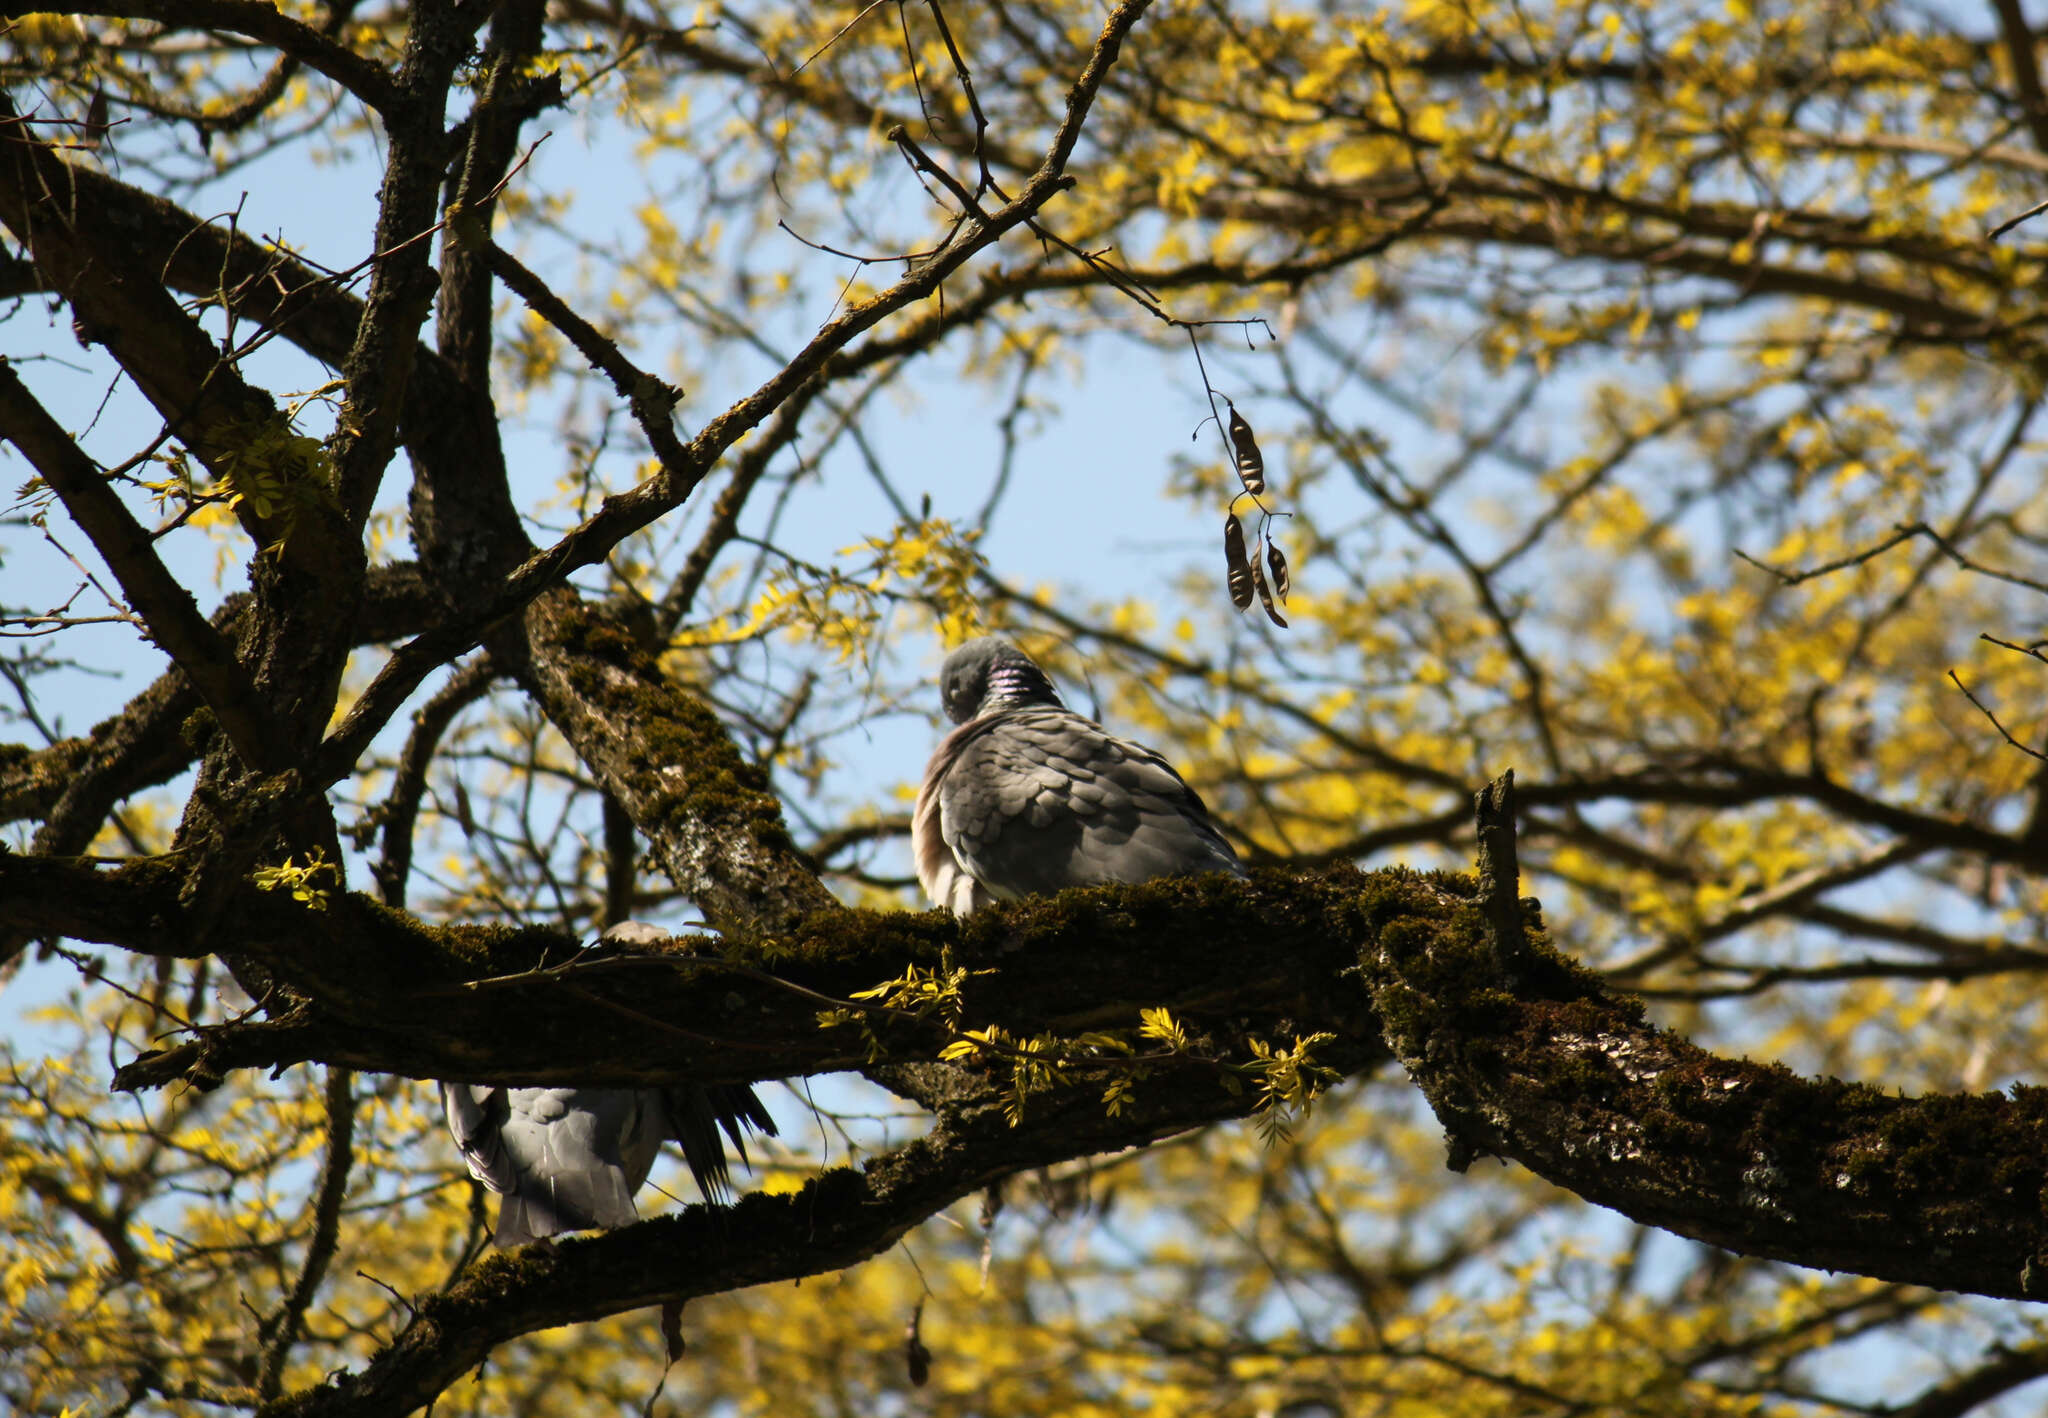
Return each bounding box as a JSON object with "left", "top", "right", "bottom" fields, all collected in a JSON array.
[
  {"left": 442, "top": 1080, "right": 776, "bottom": 1249},
  {"left": 442, "top": 1084, "right": 654, "bottom": 1248},
  {"left": 916, "top": 640, "right": 1241, "bottom": 911}
]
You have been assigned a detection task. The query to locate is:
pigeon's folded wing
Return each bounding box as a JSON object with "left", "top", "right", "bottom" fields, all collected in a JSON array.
[
  {"left": 441, "top": 1084, "right": 658, "bottom": 1247},
  {"left": 918, "top": 706, "right": 1240, "bottom": 905}
]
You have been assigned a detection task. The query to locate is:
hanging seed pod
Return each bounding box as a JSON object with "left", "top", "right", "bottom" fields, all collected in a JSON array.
[
  {"left": 1249, "top": 542, "right": 1288, "bottom": 628},
  {"left": 1227, "top": 406, "right": 1266, "bottom": 497},
  {"left": 905, "top": 1303, "right": 933, "bottom": 1387},
  {"left": 660, "top": 1299, "right": 686, "bottom": 1363},
  {"left": 1266, "top": 537, "right": 1290, "bottom": 604},
  {"left": 1224, "top": 513, "right": 1254, "bottom": 610}
]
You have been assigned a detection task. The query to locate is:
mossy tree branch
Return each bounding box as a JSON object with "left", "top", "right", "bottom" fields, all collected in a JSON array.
[
  {"left": 98, "top": 866, "right": 1383, "bottom": 1091},
  {"left": 1361, "top": 779, "right": 2048, "bottom": 1304},
  {"left": 43, "top": 819, "right": 2048, "bottom": 1305},
  {"left": 510, "top": 589, "right": 840, "bottom": 939}
]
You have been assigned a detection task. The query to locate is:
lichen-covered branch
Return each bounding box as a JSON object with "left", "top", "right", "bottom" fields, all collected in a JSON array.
[
  {"left": 106, "top": 866, "right": 1377, "bottom": 1091},
  {"left": 1362, "top": 792, "right": 2048, "bottom": 1304},
  {"left": 510, "top": 590, "right": 839, "bottom": 939}
]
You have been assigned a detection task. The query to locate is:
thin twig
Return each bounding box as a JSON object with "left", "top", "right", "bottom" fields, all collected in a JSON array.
[
  {"left": 258, "top": 1067, "right": 355, "bottom": 1399},
  {"left": 791, "top": 0, "right": 892, "bottom": 77},
  {"left": 1989, "top": 192, "right": 2048, "bottom": 239},
  {"left": 1948, "top": 669, "right": 2048, "bottom": 761}
]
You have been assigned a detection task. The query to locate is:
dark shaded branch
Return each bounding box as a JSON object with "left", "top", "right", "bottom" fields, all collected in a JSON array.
[
  {"left": 20, "top": 817, "right": 2047, "bottom": 1309},
  {"left": 1994, "top": 0, "right": 2048, "bottom": 155},
  {"left": 69, "top": 0, "right": 407, "bottom": 113},
  {"left": 105, "top": 867, "right": 1382, "bottom": 1090},
  {"left": 0, "top": 358, "right": 289, "bottom": 769},
  {"left": 62, "top": 838, "right": 2048, "bottom": 1342},
  {"left": 0, "top": 854, "right": 199, "bottom": 958},
  {"left": 1379, "top": 763, "right": 2041, "bottom": 873},
  {"left": 599, "top": 790, "right": 636, "bottom": 927},
  {"left": 1364, "top": 813, "right": 2048, "bottom": 1305},
  {"left": 1884, "top": 1340, "right": 2048, "bottom": 1418},
  {"left": 438, "top": 0, "right": 553, "bottom": 392},
  {"left": 326, "top": 0, "right": 484, "bottom": 529},
  {"left": 1637, "top": 948, "right": 2048, "bottom": 1003},
  {"left": 367, "top": 654, "right": 498, "bottom": 907},
  {"left": 1471, "top": 770, "right": 1525, "bottom": 981},
  {"left": 268, "top": 1038, "right": 1322, "bottom": 1418}
]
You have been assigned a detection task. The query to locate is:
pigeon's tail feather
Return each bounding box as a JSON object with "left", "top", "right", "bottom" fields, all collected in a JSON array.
[
  {"left": 711, "top": 1082, "right": 778, "bottom": 1164},
  {"left": 665, "top": 1083, "right": 778, "bottom": 1202}
]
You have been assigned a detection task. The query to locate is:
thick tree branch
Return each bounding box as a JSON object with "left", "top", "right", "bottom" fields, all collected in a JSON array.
[
  {"left": 69, "top": 1, "right": 408, "bottom": 114},
  {"left": 1994, "top": 0, "right": 2048, "bottom": 155},
  {"left": 326, "top": 0, "right": 483, "bottom": 528},
  {"left": 71, "top": 833, "right": 2048, "bottom": 1316},
  {"left": 100, "top": 867, "right": 1378, "bottom": 1089},
  {"left": 1364, "top": 801, "right": 2048, "bottom": 1305},
  {"left": 437, "top": 0, "right": 553, "bottom": 394},
  {"left": 510, "top": 591, "right": 837, "bottom": 939},
  {"left": 0, "top": 358, "right": 289, "bottom": 769},
  {"left": 0, "top": 854, "right": 198, "bottom": 957}
]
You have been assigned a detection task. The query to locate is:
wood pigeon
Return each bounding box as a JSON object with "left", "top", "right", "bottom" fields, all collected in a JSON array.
[
  {"left": 914, "top": 636, "right": 1242, "bottom": 913},
  {"left": 441, "top": 924, "right": 775, "bottom": 1248}
]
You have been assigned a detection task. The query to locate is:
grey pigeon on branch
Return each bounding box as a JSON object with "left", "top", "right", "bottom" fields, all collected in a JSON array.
[
  {"left": 914, "top": 637, "right": 1242, "bottom": 913},
  {"left": 441, "top": 923, "right": 774, "bottom": 1248}
]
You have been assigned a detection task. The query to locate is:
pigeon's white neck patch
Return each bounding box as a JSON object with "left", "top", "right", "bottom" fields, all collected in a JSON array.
[{"left": 984, "top": 658, "right": 1061, "bottom": 712}]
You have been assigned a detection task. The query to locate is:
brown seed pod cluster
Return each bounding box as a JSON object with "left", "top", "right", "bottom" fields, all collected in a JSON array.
[
  {"left": 1219, "top": 401, "right": 1289, "bottom": 629},
  {"left": 1224, "top": 511, "right": 1255, "bottom": 611},
  {"left": 905, "top": 1301, "right": 933, "bottom": 1387},
  {"left": 1227, "top": 406, "right": 1265, "bottom": 497}
]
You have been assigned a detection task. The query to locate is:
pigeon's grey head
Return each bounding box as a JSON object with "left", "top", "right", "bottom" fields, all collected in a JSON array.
[{"left": 939, "top": 637, "right": 1064, "bottom": 724}]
